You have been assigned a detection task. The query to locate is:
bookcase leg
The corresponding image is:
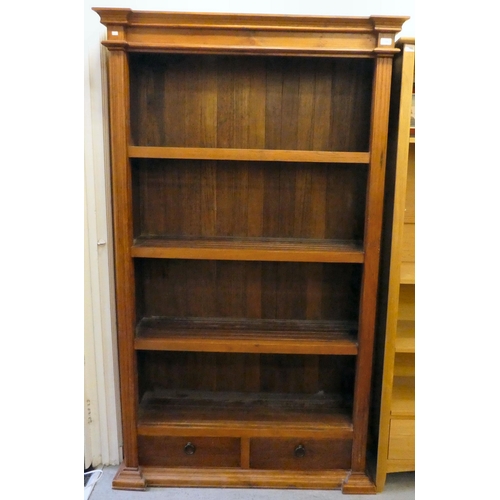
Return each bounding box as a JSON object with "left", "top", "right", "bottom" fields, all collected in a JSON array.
[
  {"left": 342, "top": 472, "right": 376, "bottom": 494},
  {"left": 112, "top": 463, "right": 146, "bottom": 490}
]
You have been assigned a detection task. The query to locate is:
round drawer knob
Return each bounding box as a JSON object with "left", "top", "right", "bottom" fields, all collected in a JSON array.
[
  {"left": 184, "top": 442, "right": 196, "bottom": 455},
  {"left": 294, "top": 444, "right": 306, "bottom": 458}
]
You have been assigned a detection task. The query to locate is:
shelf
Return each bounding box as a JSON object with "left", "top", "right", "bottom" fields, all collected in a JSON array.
[
  {"left": 129, "top": 146, "right": 370, "bottom": 164},
  {"left": 393, "top": 353, "right": 415, "bottom": 377},
  {"left": 395, "top": 320, "right": 415, "bottom": 353},
  {"left": 135, "top": 317, "right": 358, "bottom": 355},
  {"left": 132, "top": 237, "right": 364, "bottom": 263},
  {"left": 400, "top": 262, "right": 415, "bottom": 284},
  {"left": 137, "top": 389, "right": 353, "bottom": 438},
  {"left": 390, "top": 377, "right": 415, "bottom": 417}
]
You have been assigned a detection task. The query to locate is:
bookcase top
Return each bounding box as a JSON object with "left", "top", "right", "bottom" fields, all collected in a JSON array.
[{"left": 92, "top": 8, "right": 409, "bottom": 56}]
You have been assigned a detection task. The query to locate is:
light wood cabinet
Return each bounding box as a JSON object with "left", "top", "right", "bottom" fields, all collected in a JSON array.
[
  {"left": 372, "top": 38, "right": 415, "bottom": 491},
  {"left": 93, "top": 8, "right": 408, "bottom": 494}
]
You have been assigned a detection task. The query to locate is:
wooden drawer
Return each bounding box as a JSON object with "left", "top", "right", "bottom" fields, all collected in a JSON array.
[
  {"left": 138, "top": 435, "right": 240, "bottom": 467},
  {"left": 388, "top": 419, "right": 415, "bottom": 460},
  {"left": 250, "top": 438, "right": 351, "bottom": 470}
]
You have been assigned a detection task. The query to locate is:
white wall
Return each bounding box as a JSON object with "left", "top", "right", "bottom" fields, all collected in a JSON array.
[{"left": 83, "top": 0, "right": 415, "bottom": 466}]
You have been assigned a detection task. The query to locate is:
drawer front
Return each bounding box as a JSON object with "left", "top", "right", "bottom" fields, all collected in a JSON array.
[
  {"left": 138, "top": 435, "right": 240, "bottom": 467},
  {"left": 250, "top": 438, "right": 351, "bottom": 470},
  {"left": 388, "top": 419, "right": 415, "bottom": 460}
]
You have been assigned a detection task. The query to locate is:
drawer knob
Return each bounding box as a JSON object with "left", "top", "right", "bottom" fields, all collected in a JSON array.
[
  {"left": 184, "top": 442, "right": 196, "bottom": 455},
  {"left": 294, "top": 444, "right": 306, "bottom": 458}
]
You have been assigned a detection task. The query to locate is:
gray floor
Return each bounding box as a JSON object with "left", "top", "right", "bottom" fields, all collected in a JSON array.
[{"left": 88, "top": 466, "right": 415, "bottom": 499}]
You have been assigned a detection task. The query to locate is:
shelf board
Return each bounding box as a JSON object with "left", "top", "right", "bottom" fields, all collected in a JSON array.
[
  {"left": 129, "top": 146, "right": 370, "bottom": 164},
  {"left": 391, "top": 377, "right": 415, "bottom": 417},
  {"left": 135, "top": 317, "right": 358, "bottom": 355},
  {"left": 132, "top": 237, "right": 364, "bottom": 263},
  {"left": 393, "top": 353, "right": 415, "bottom": 377},
  {"left": 400, "top": 262, "right": 415, "bottom": 284},
  {"left": 137, "top": 389, "right": 353, "bottom": 438},
  {"left": 395, "top": 320, "right": 415, "bottom": 353}
]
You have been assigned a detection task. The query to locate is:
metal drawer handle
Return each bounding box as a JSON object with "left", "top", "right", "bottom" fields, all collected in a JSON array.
[
  {"left": 294, "top": 444, "right": 306, "bottom": 458},
  {"left": 184, "top": 442, "right": 196, "bottom": 455}
]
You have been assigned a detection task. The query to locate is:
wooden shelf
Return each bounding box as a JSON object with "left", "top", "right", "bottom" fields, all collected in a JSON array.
[
  {"left": 135, "top": 317, "right": 358, "bottom": 355},
  {"left": 129, "top": 146, "right": 370, "bottom": 164},
  {"left": 390, "top": 377, "right": 415, "bottom": 417},
  {"left": 393, "top": 353, "right": 415, "bottom": 377},
  {"left": 132, "top": 237, "right": 364, "bottom": 263},
  {"left": 395, "top": 320, "right": 415, "bottom": 353},
  {"left": 137, "top": 389, "right": 353, "bottom": 438},
  {"left": 400, "top": 262, "right": 415, "bottom": 284}
]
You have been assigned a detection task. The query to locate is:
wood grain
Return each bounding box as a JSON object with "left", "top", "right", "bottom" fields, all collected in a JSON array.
[
  {"left": 129, "top": 54, "right": 373, "bottom": 152},
  {"left": 131, "top": 159, "right": 367, "bottom": 242},
  {"left": 93, "top": 7, "right": 408, "bottom": 492},
  {"left": 250, "top": 438, "right": 352, "bottom": 470},
  {"left": 351, "top": 55, "right": 393, "bottom": 472},
  {"left": 107, "top": 49, "right": 140, "bottom": 469},
  {"left": 134, "top": 317, "right": 358, "bottom": 355},
  {"left": 135, "top": 260, "right": 362, "bottom": 322}
]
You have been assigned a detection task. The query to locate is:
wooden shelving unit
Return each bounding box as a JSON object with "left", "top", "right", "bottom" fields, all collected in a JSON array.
[
  {"left": 93, "top": 8, "right": 408, "bottom": 494},
  {"left": 372, "top": 38, "right": 415, "bottom": 491}
]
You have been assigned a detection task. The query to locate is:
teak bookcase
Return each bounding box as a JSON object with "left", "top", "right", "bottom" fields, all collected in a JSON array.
[
  {"left": 372, "top": 38, "right": 415, "bottom": 491},
  {"left": 93, "top": 8, "right": 408, "bottom": 494}
]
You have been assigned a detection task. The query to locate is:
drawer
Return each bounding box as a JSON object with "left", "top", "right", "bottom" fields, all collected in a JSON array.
[
  {"left": 138, "top": 435, "right": 240, "bottom": 467},
  {"left": 388, "top": 419, "right": 415, "bottom": 460},
  {"left": 250, "top": 438, "right": 351, "bottom": 470}
]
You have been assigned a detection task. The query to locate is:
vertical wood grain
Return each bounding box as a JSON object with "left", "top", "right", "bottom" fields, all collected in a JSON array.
[
  {"left": 351, "top": 56, "right": 394, "bottom": 472},
  {"left": 107, "top": 49, "right": 139, "bottom": 468}
]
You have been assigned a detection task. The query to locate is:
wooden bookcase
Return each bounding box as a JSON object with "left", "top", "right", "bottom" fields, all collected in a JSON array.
[
  {"left": 93, "top": 8, "right": 408, "bottom": 494},
  {"left": 371, "top": 38, "right": 415, "bottom": 491}
]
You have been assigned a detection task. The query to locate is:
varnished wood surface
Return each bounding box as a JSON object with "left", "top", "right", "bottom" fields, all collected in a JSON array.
[
  {"left": 250, "top": 438, "right": 352, "bottom": 470},
  {"left": 137, "top": 353, "right": 355, "bottom": 404},
  {"left": 351, "top": 55, "right": 393, "bottom": 472},
  {"left": 387, "top": 419, "right": 415, "bottom": 460},
  {"left": 111, "top": 464, "right": 146, "bottom": 490},
  {"left": 107, "top": 49, "right": 140, "bottom": 469},
  {"left": 342, "top": 472, "right": 376, "bottom": 494},
  {"left": 400, "top": 262, "right": 415, "bottom": 284},
  {"left": 95, "top": 7, "right": 408, "bottom": 492},
  {"left": 135, "top": 260, "right": 362, "bottom": 322},
  {"left": 94, "top": 8, "right": 408, "bottom": 57},
  {"left": 138, "top": 435, "right": 241, "bottom": 467},
  {"left": 132, "top": 159, "right": 367, "bottom": 243},
  {"left": 141, "top": 466, "right": 349, "bottom": 489},
  {"left": 395, "top": 320, "right": 415, "bottom": 353},
  {"left": 132, "top": 237, "right": 364, "bottom": 263},
  {"left": 137, "top": 390, "right": 353, "bottom": 438},
  {"left": 129, "top": 54, "right": 373, "bottom": 151},
  {"left": 135, "top": 317, "right": 358, "bottom": 355},
  {"left": 393, "top": 353, "right": 415, "bottom": 377},
  {"left": 372, "top": 39, "right": 415, "bottom": 492},
  {"left": 129, "top": 146, "right": 370, "bottom": 164},
  {"left": 390, "top": 378, "right": 415, "bottom": 417}
]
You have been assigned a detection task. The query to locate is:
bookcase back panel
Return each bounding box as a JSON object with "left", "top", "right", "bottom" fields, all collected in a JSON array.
[
  {"left": 135, "top": 259, "right": 362, "bottom": 321},
  {"left": 137, "top": 351, "right": 355, "bottom": 398},
  {"left": 129, "top": 54, "right": 373, "bottom": 152},
  {"left": 132, "top": 159, "right": 367, "bottom": 241}
]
